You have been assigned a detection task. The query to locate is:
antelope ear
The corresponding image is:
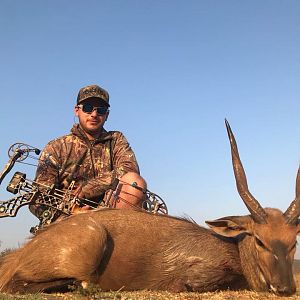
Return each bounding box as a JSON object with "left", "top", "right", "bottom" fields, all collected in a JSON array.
[{"left": 205, "top": 216, "right": 252, "bottom": 237}]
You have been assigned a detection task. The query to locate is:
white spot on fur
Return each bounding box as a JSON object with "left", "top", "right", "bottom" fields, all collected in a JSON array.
[
  {"left": 259, "top": 270, "right": 267, "bottom": 284},
  {"left": 186, "top": 256, "right": 203, "bottom": 263},
  {"left": 270, "top": 284, "right": 277, "bottom": 292},
  {"left": 102, "top": 244, "right": 107, "bottom": 255},
  {"left": 88, "top": 216, "right": 98, "bottom": 225},
  {"left": 87, "top": 225, "right": 96, "bottom": 231},
  {"left": 88, "top": 216, "right": 102, "bottom": 230},
  {"left": 59, "top": 247, "right": 73, "bottom": 258},
  {"left": 81, "top": 281, "right": 88, "bottom": 289}
]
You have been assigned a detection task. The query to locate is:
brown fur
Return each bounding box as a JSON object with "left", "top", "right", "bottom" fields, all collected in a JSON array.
[
  {"left": 2, "top": 206, "right": 299, "bottom": 296},
  {"left": 0, "top": 208, "right": 247, "bottom": 294}
]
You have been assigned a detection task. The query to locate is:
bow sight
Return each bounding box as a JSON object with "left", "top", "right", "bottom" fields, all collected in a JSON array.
[
  {"left": 0, "top": 142, "right": 168, "bottom": 232},
  {"left": 0, "top": 143, "right": 41, "bottom": 185}
]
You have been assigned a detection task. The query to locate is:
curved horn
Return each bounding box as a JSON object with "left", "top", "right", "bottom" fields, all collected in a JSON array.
[
  {"left": 283, "top": 166, "right": 300, "bottom": 224},
  {"left": 225, "top": 119, "right": 267, "bottom": 224}
]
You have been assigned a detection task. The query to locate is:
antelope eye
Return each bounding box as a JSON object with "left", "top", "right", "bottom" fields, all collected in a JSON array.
[{"left": 255, "top": 237, "right": 267, "bottom": 249}]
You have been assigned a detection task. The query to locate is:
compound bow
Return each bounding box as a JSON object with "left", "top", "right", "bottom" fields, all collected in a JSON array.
[{"left": 0, "top": 143, "right": 168, "bottom": 232}]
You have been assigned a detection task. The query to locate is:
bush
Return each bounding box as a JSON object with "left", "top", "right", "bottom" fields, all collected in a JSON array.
[
  {"left": 0, "top": 247, "right": 14, "bottom": 266},
  {"left": 0, "top": 248, "right": 13, "bottom": 257}
]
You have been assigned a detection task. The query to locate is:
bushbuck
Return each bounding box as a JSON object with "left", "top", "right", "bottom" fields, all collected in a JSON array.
[{"left": 0, "top": 120, "right": 299, "bottom": 296}]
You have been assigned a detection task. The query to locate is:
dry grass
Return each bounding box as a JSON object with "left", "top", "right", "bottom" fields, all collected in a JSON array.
[
  {"left": 1, "top": 260, "right": 300, "bottom": 299},
  {"left": 1, "top": 289, "right": 300, "bottom": 300},
  {"left": 1, "top": 280, "right": 300, "bottom": 300}
]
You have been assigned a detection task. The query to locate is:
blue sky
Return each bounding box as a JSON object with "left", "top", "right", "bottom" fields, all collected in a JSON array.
[{"left": 0, "top": 1, "right": 300, "bottom": 255}]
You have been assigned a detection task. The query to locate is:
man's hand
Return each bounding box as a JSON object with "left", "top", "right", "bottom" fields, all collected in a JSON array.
[{"left": 72, "top": 185, "right": 92, "bottom": 213}]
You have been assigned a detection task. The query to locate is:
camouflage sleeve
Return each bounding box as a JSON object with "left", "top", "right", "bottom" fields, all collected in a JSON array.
[
  {"left": 34, "top": 142, "right": 61, "bottom": 187},
  {"left": 80, "top": 132, "right": 140, "bottom": 199},
  {"left": 80, "top": 171, "right": 115, "bottom": 199},
  {"left": 29, "top": 141, "right": 61, "bottom": 217},
  {"left": 112, "top": 131, "right": 140, "bottom": 177}
]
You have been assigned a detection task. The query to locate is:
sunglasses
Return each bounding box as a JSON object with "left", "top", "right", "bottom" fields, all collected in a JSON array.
[{"left": 77, "top": 103, "right": 108, "bottom": 116}]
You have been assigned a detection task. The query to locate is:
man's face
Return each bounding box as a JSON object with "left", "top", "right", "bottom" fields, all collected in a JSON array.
[{"left": 74, "top": 98, "right": 109, "bottom": 137}]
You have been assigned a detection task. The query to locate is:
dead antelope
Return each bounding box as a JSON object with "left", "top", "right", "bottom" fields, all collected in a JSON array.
[{"left": 0, "top": 120, "right": 299, "bottom": 296}]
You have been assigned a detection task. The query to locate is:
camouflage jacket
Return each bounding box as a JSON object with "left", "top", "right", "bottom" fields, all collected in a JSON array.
[{"left": 33, "top": 124, "right": 139, "bottom": 211}]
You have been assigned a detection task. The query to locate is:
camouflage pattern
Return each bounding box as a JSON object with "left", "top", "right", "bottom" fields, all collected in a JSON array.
[
  {"left": 77, "top": 84, "right": 110, "bottom": 106},
  {"left": 30, "top": 124, "right": 139, "bottom": 217}
]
